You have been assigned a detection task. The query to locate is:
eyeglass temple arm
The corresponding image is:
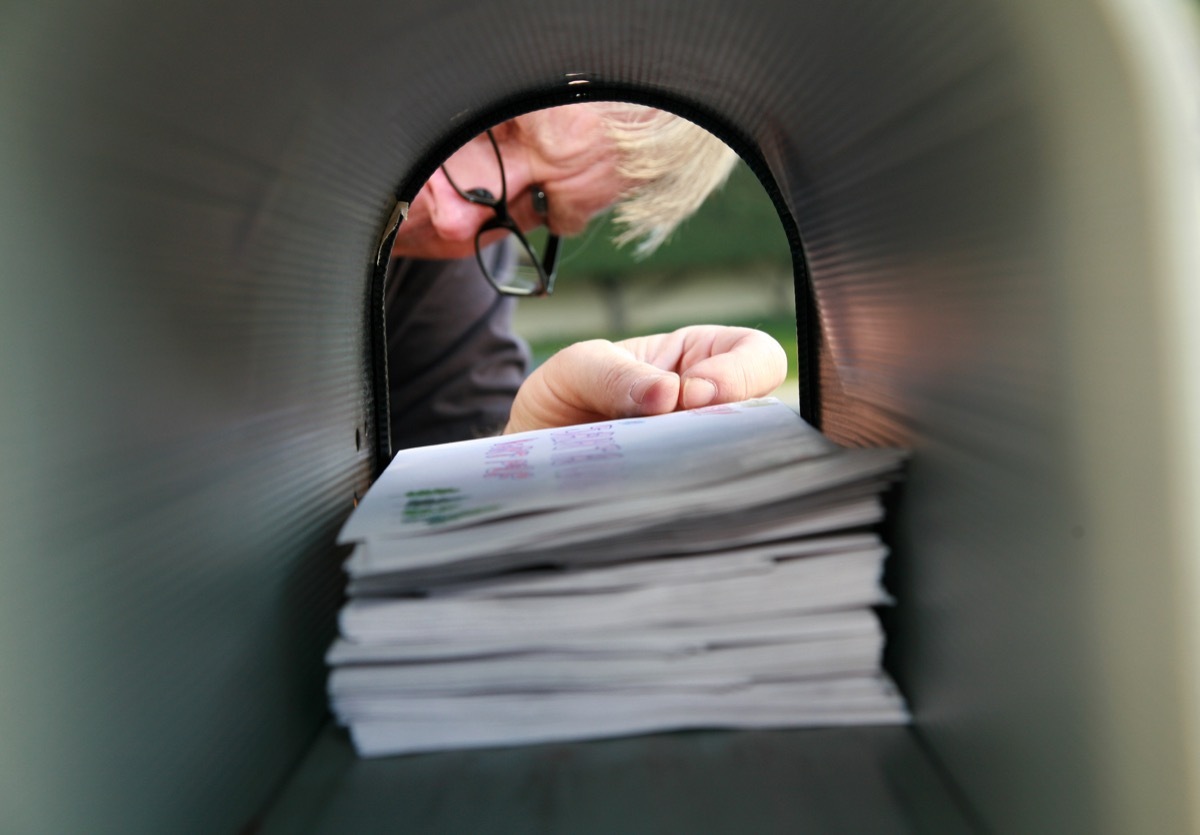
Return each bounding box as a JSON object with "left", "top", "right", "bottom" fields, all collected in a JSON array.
[
  {"left": 438, "top": 128, "right": 505, "bottom": 204},
  {"left": 542, "top": 233, "right": 561, "bottom": 277},
  {"left": 483, "top": 129, "right": 506, "bottom": 203}
]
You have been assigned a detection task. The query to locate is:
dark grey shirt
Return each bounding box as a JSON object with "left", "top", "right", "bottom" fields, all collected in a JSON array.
[{"left": 385, "top": 243, "right": 530, "bottom": 450}]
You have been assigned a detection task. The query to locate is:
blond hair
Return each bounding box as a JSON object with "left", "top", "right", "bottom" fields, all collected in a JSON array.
[{"left": 593, "top": 103, "right": 739, "bottom": 257}]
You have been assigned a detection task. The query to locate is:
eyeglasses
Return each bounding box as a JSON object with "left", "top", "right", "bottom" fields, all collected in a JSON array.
[{"left": 440, "top": 129, "right": 561, "bottom": 297}]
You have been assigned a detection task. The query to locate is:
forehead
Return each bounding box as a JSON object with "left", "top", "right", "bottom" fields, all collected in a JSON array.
[
  {"left": 506, "top": 105, "right": 627, "bottom": 233},
  {"left": 510, "top": 105, "right": 605, "bottom": 154}
]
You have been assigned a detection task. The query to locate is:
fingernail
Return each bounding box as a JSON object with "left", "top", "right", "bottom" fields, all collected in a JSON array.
[
  {"left": 682, "top": 378, "right": 717, "bottom": 409},
  {"left": 630, "top": 375, "right": 664, "bottom": 405}
]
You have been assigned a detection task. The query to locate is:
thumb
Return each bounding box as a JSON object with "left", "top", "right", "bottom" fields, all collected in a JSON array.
[{"left": 505, "top": 339, "right": 681, "bottom": 434}]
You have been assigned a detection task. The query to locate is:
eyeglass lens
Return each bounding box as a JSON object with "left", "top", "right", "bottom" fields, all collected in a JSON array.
[
  {"left": 500, "top": 234, "right": 553, "bottom": 295},
  {"left": 442, "top": 128, "right": 558, "bottom": 296}
]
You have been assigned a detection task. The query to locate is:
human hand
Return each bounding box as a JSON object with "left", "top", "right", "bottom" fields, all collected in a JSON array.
[{"left": 504, "top": 325, "right": 788, "bottom": 434}]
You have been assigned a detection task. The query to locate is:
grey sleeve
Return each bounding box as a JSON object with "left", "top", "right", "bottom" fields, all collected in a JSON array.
[{"left": 384, "top": 243, "right": 531, "bottom": 450}]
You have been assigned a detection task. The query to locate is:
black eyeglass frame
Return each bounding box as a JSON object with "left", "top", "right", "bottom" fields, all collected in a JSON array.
[{"left": 440, "top": 129, "right": 561, "bottom": 297}]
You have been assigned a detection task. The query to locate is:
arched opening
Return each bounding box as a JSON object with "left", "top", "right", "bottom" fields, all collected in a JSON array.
[{"left": 378, "top": 98, "right": 812, "bottom": 458}]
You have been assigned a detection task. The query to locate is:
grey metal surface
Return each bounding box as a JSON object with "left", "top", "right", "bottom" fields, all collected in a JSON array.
[
  {"left": 2, "top": 0, "right": 1196, "bottom": 832},
  {"left": 0, "top": 2, "right": 385, "bottom": 831},
  {"left": 261, "top": 724, "right": 977, "bottom": 835}
]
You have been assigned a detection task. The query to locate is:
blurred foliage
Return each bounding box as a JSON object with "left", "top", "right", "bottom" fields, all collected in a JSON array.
[{"left": 555, "top": 160, "right": 794, "bottom": 280}]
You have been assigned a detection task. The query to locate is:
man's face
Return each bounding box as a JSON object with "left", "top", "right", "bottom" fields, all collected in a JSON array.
[{"left": 391, "top": 105, "right": 628, "bottom": 260}]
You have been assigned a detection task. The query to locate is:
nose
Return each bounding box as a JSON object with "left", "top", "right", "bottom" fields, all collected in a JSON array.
[{"left": 425, "top": 171, "right": 491, "bottom": 242}]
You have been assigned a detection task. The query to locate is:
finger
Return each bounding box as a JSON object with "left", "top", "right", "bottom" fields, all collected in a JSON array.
[
  {"left": 676, "top": 328, "right": 788, "bottom": 409},
  {"left": 505, "top": 340, "right": 681, "bottom": 434}
]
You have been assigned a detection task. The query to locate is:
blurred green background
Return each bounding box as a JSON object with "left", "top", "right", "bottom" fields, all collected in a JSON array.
[{"left": 514, "top": 159, "right": 801, "bottom": 407}]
